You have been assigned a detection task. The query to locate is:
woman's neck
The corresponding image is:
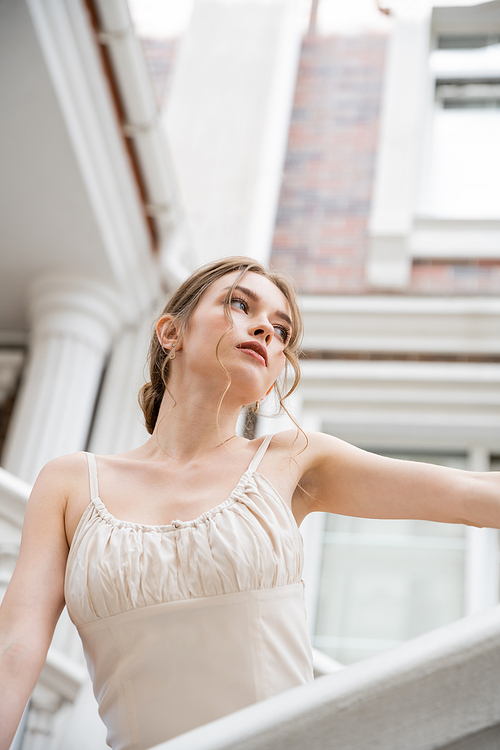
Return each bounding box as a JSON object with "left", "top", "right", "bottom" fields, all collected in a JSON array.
[{"left": 145, "top": 385, "right": 245, "bottom": 463}]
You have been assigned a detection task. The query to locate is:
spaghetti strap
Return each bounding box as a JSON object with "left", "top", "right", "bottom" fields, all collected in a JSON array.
[
  {"left": 86, "top": 452, "right": 99, "bottom": 502},
  {"left": 248, "top": 434, "right": 274, "bottom": 473}
]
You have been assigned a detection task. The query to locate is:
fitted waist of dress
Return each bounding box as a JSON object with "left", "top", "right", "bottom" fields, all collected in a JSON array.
[{"left": 77, "top": 582, "right": 313, "bottom": 750}]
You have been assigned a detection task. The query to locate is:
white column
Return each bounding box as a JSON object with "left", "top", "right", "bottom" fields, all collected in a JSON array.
[
  {"left": 88, "top": 312, "right": 153, "bottom": 455},
  {"left": 2, "top": 275, "right": 122, "bottom": 484},
  {"left": 164, "top": 0, "right": 303, "bottom": 266},
  {"left": 366, "top": 2, "right": 432, "bottom": 288},
  {"left": 2, "top": 275, "right": 120, "bottom": 750}
]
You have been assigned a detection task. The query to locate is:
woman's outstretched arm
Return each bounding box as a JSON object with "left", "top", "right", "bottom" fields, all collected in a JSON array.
[
  {"left": 0, "top": 457, "right": 70, "bottom": 749},
  {"left": 296, "top": 431, "right": 500, "bottom": 528}
]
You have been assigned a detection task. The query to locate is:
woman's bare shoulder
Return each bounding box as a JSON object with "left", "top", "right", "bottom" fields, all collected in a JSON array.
[
  {"left": 267, "top": 428, "right": 308, "bottom": 448},
  {"left": 267, "top": 428, "right": 323, "bottom": 461},
  {"left": 34, "top": 453, "right": 96, "bottom": 547},
  {"left": 266, "top": 428, "right": 350, "bottom": 479},
  {"left": 259, "top": 428, "right": 312, "bottom": 475},
  {"left": 34, "top": 451, "right": 89, "bottom": 499}
]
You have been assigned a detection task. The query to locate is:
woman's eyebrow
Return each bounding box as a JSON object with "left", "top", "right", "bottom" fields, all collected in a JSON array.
[
  {"left": 276, "top": 310, "right": 293, "bottom": 328},
  {"left": 222, "top": 285, "right": 293, "bottom": 329},
  {"left": 222, "top": 284, "right": 260, "bottom": 302}
]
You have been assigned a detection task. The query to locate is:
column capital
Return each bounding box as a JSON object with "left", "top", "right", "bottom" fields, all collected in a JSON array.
[{"left": 28, "top": 274, "right": 124, "bottom": 356}]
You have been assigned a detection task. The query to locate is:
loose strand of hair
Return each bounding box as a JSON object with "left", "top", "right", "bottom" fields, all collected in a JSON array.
[{"left": 214, "top": 265, "right": 254, "bottom": 442}]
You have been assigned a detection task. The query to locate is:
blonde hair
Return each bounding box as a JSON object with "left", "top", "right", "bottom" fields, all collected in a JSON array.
[{"left": 138, "top": 256, "right": 303, "bottom": 434}]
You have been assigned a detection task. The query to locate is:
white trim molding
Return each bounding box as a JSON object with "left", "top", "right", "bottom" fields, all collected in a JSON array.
[
  {"left": 299, "top": 359, "right": 500, "bottom": 449},
  {"left": 91, "top": 0, "right": 197, "bottom": 288},
  {"left": 300, "top": 295, "right": 500, "bottom": 355},
  {"left": 410, "top": 219, "right": 500, "bottom": 260},
  {"left": 25, "top": 0, "right": 161, "bottom": 317}
]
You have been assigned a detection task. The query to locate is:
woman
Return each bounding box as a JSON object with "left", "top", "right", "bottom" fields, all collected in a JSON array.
[{"left": 1, "top": 256, "right": 499, "bottom": 750}]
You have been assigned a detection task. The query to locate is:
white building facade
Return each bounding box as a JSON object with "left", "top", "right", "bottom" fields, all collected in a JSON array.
[{"left": 1, "top": 0, "right": 500, "bottom": 748}]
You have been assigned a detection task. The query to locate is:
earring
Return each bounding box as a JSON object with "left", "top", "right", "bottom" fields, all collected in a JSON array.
[
  {"left": 253, "top": 401, "right": 260, "bottom": 413},
  {"left": 163, "top": 343, "right": 176, "bottom": 360}
]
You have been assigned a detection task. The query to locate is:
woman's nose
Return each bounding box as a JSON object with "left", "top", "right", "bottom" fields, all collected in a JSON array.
[{"left": 251, "top": 321, "right": 273, "bottom": 343}]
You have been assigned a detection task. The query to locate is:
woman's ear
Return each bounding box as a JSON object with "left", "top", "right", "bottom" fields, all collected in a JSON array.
[{"left": 156, "top": 315, "right": 182, "bottom": 353}]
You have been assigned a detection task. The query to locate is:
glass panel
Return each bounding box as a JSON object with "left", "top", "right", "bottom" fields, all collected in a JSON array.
[
  {"left": 313, "top": 446, "right": 468, "bottom": 665},
  {"left": 427, "top": 107, "right": 500, "bottom": 218},
  {"left": 426, "top": 42, "right": 500, "bottom": 218}
]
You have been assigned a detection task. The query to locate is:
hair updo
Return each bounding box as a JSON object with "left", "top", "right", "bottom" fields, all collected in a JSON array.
[{"left": 138, "top": 256, "right": 303, "bottom": 434}]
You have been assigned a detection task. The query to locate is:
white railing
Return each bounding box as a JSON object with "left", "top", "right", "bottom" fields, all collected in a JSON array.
[
  {"left": 0, "top": 467, "right": 86, "bottom": 750},
  {"left": 153, "top": 604, "right": 500, "bottom": 750},
  {"left": 311, "top": 648, "right": 344, "bottom": 677}
]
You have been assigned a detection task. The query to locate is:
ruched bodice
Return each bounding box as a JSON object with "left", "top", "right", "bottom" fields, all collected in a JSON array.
[
  {"left": 64, "top": 435, "right": 314, "bottom": 750},
  {"left": 65, "top": 462, "right": 304, "bottom": 624}
]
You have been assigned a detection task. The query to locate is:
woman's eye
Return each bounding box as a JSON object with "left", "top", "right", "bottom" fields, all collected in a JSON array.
[
  {"left": 274, "top": 325, "right": 290, "bottom": 344},
  {"left": 230, "top": 297, "right": 248, "bottom": 312}
]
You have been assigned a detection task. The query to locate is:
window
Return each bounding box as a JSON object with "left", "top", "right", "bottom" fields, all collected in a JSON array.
[
  {"left": 422, "top": 41, "right": 500, "bottom": 219},
  {"left": 312, "top": 448, "right": 468, "bottom": 665}
]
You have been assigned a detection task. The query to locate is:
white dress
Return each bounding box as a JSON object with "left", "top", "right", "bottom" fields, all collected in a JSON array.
[{"left": 64, "top": 434, "right": 314, "bottom": 750}]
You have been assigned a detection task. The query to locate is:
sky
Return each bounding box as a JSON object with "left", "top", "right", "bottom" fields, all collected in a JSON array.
[{"left": 128, "top": 0, "right": 394, "bottom": 39}]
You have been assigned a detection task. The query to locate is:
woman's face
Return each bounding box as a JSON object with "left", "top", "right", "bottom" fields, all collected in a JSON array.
[{"left": 174, "top": 271, "right": 293, "bottom": 405}]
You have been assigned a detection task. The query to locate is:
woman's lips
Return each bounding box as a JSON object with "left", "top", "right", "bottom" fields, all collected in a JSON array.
[
  {"left": 237, "top": 343, "right": 267, "bottom": 366},
  {"left": 239, "top": 348, "right": 266, "bottom": 366}
]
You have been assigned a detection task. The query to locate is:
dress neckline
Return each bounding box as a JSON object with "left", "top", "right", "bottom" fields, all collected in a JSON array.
[
  {"left": 84, "top": 434, "right": 280, "bottom": 533},
  {"left": 91, "top": 467, "right": 254, "bottom": 532}
]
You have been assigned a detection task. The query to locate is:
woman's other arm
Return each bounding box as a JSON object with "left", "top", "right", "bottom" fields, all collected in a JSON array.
[
  {"left": 295, "top": 431, "right": 500, "bottom": 528},
  {"left": 0, "top": 457, "right": 71, "bottom": 749}
]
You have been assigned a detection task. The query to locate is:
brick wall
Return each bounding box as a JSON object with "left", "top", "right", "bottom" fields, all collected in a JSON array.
[
  {"left": 410, "top": 260, "right": 500, "bottom": 295},
  {"left": 270, "top": 34, "right": 387, "bottom": 294}
]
